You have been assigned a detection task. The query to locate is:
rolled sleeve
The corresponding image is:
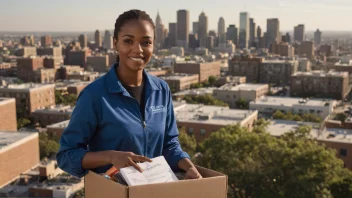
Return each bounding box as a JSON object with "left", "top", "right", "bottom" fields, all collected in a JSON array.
[
  {"left": 56, "top": 90, "right": 98, "bottom": 178},
  {"left": 162, "top": 89, "right": 190, "bottom": 171}
]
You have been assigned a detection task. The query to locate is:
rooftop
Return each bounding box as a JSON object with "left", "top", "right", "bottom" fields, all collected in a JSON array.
[
  {"left": 47, "top": 120, "right": 70, "bottom": 129},
  {"left": 0, "top": 97, "right": 15, "bottom": 105},
  {"left": 173, "top": 87, "right": 216, "bottom": 96},
  {"left": 173, "top": 101, "right": 257, "bottom": 125},
  {"left": 251, "top": 96, "right": 335, "bottom": 107},
  {"left": 0, "top": 83, "right": 55, "bottom": 90},
  {"left": 262, "top": 60, "right": 297, "bottom": 64},
  {"left": 161, "top": 73, "right": 198, "bottom": 80},
  {"left": 33, "top": 105, "right": 74, "bottom": 114},
  {"left": 292, "top": 70, "right": 348, "bottom": 77},
  {"left": 267, "top": 120, "right": 352, "bottom": 144},
  {"left": 0, "top": 131, "right": 38, "bottom": 152},
  {"left": 217, "top": 83, "right": 268, "bottom": 91}
]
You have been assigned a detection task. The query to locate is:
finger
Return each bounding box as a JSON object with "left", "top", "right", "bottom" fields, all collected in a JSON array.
[
  {"left": 132, "top": 155, "right": 152, "bottom": 163},
  {"left": 128, "top": 157, "right": 143, "bottom": 173}
]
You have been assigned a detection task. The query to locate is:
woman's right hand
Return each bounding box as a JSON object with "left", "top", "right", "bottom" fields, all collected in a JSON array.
[{"left": 108, "top": 151, "right": 152, "bottom": 173}]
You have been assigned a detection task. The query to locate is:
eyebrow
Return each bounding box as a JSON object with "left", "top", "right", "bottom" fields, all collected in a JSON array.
[{"left": 122, "top": 34, "right": 152, "bottom": 39}]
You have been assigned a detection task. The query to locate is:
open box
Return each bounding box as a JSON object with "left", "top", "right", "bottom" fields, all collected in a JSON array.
[{"left": 85, "top": 165, "right": 228, "bottom": 198}]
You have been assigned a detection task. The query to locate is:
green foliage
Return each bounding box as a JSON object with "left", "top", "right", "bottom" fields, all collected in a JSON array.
[
  {"left": 335, "top": 113, "right": 347, "bottom": 122},
  {"left": 190, "top": 76, "right": 218, "bottom": 89},
  {"left": 196, "top": 125, "right": 352, "bottom": 198},
  {"left": 39, "top": 132, "right": 60, "bottom": 160},
  {"left": 208, "top": 76, "right": 217, "bottom": 85},
  {"left": 178, "top": 127, "right": 197, "bottom": 159},
  {"left": 273, "top": 110, "right": 322, "bottom": 123},
  {"left": 183, "top": 95, "right": 229, "bottom": 107},
  {"left": 235, "top": 99, "right": 249, "bottom": 109},
  {"left": 252, "top": 118, "right": 270, "bottom": 134},
  {"left": 73, "top": 188, "right": 85, "bottom": 198},
  {"left": 55, "top": 90, "right": 77, "bottom": 106},
  {"left": 17, "top": 118, "right": 32, "bottom": 129}
]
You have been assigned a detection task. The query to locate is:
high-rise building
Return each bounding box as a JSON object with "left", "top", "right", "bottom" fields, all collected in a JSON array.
[
  {"left": 299, "top": 41, "right": 315, "bottom": 60},
  {"left": 177, "top": 10, "right": 190, "bottom": 48},
  {"left": 257, "top": 26, "right": 262, "bottom": 38},
  {"left": 103, "top": 30, "right": 113, "bottom": 49},
  {"left": 239, "top": 12, "right": 249, "bottom": 49},
  {"left": 155, "top": 11, "right": 165, "bottom": 49},
  {"left": 294, "top": 24, "right": 305, "bottom": 43},
  {"left": 282, "top": 32, "right": 291, "bottom": 43},
  {"left": 249, "top": 18, "right": 256, "bottom": 46},
  {"left": 168, "top": 23, "right": 177, "bottom": 47},
  {"left": 193, "top": 22, "right": 199, "bottom": 35},
  {"left": 227, "top": 25, "right": 238, "bottom": 46},
  {"left": 40, "top": 35, "right": 52, "bottom": 47},
  {"left": 20, "top": 35, "right": 35, "bottom": 46},
  {"left": 95, "top": 30, "right": 102, "bottom": 48},
  {"left": 78, "top": 34, "right": 88, "bottom": 49},
  {"left": 198, "top": 12, "right": 208, "bottom": 47},
  {"left": 218, "top": 17, "right": 226, "bottom": 44},
  {"left": 314, "top": 29, "right": 322, "bottom": 46},
  {"left": 206, "top": 36, "right": 214, "bottom": 50},
  {"left": 266, "top": 18, "right": 281, "bottom": 47}
]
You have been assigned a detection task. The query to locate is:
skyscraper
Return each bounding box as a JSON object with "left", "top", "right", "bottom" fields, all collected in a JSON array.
[
  {"left": 168, "top": 23, "right": 177, "bottom": 47},
  {"left": 198, "top": 11, "right": 208, "bottom": 47},
  {"left": 41, "top": 35, "right": 52, "bottom": 47},
  {"left": 103, "top": 30, "right": 113, "bottom": 49},
  {"left": 95, "top": 30, "right": 102, "bottom": 48},
  {"left": 78, "top": 34, "right": 88, "bottom": 49},
  {"left": 294, "top": 24, "right": 305, "bottom": 43},
  {"left": 155, "top": 11, "right": 165, "bottom": 49},
  {"left": 177, "top": 10, "right": 190, "bottom": 48},
  {"left": 218, "top": 17, "right": 226, "bottom": 44},
  {"left": 266, "top": 18, "right": 281, "bottom": 47},
  {"left": 239, "top": 12, "right": 249, "bottom": 49},
  {"left": 227, "top": 25, "right": 238, "bottom": 46},
  {"left": 193, "top": 22, "right": 199, "bottom": 35},
  {"left": 314, "top": 29, "right": 322, "bottom": 46},
  {"left": 249, "top": 18, "right": 257, "bottom": 47},
  {"left": 257, "top": 26, "right": 262, "bottom": 38}
]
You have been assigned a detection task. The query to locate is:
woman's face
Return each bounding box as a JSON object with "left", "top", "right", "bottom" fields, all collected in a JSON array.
[{"left": 114, "top": 19, "right": 154, "bottom": 71}]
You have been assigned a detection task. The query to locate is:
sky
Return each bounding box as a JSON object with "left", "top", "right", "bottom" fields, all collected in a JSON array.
[{"left": 0, "top": 0, "right": 351, "bottom": 32}]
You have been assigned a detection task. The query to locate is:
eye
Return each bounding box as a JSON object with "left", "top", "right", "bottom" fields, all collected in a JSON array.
[
  {"left": 123, "top": 39, "right": 133, "bottom": 44},
  {"left": 143, "top": 41, "right": 153, "bottom": 45}
]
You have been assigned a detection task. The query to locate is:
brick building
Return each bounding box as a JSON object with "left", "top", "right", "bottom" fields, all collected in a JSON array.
[
  {"left": 259, "top": 60, "right": 298, "bottom": 85},
  {"left": 46, "top": 120, "right": 69, "bottom": 138},
  {"left": 0, "top": 83, "right": 55, "bottom": 117},
  {"left": 17, "top": 56, "right": 44, "bottom": 82},
  {"left": 15, "top": 47, "right": 37, "bottom": 57},
  {"left": 87, "top": 55, "right": 109, "bottom": 72},
  {"left": 174, "top": 101, "right": 258, "bottom": 142},
  {"left": 36, "top": 47, "right": 62, "bottom": 57},
  {"left": 0, "top": 98, "right": 17, "bottom": 131},
  {"left": 31, "top": 105, "right": 73, "bottom": 127},
  {"left": 40, "top": 35, "right": 52, "bottom": 47},
  {"left": 228, "top": 55, "right": 263, "bottom": 83},
  {"left": 0, "top": 132, "right": 39, "bottom": 188},
  {"left": 0, "top": 63, "right": 17, "bottom": 77},
  {"left": 65, "top": 48, "right": 90, "bottom": 68},
  {"left": 270, "top": 41, "right": 295, "bottom": 58},
  {"left": 213, "top": 83, "right": 269, "bottom": 108},
  {"left": 161, "top": 73, "right": 199, "bottom": 92},
  {"left": 291, "top": 70, "right": 350, "bottom": 100},
  {"left": 43, "top": 56, "right": 63, "bottom": 69},
  {"left": 299, "top": 41, "right": 315, "bottom": 60},
  {"left": 174, "top": 61, "right": 221, "bottom": 82}
]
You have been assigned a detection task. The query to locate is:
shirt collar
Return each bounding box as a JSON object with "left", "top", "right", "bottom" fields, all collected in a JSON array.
[{"left": 106, "top": 63, "right": 161, "bottom": 93}]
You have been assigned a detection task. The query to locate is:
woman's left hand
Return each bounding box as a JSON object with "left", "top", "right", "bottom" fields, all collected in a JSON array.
[{"left": 184, "top": 166, "right": 203, "bottom": 179}]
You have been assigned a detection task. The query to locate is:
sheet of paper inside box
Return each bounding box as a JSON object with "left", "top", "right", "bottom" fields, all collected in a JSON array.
[{"left": 119, "top": 156, "right": 179, "bottom": 186}]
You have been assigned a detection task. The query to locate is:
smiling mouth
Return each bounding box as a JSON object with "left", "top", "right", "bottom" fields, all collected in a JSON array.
[{"left": 129, "top": 57, "right": 144, "bottom": 62}]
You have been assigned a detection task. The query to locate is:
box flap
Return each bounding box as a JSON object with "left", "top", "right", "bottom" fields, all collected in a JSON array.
[
  {"left": 128, "top": 176, "right": 227, "bottom": 198},
  {"left": 85, "top": 171, "right": 128, "bottom": 198},
  {"left": 196, "top": 165, "right": 226, "bottom": 178}
]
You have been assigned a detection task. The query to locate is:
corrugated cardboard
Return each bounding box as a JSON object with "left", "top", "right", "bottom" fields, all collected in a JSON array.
[{"left": 85, "top": 165, "right": 228, "bottom": 198}]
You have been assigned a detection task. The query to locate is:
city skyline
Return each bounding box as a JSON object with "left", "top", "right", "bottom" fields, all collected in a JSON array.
[{"left": 1, "top": 0, "right": 352, "bottom": 32}]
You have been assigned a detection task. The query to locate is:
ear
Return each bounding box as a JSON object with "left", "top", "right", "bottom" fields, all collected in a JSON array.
[{"left": 113, "top": 38, "right": 118, "bottom": 51}]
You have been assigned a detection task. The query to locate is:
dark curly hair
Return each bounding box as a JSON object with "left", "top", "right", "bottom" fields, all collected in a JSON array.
[{"left": 114, "top": 9, "right": 155, "bottom": 62}]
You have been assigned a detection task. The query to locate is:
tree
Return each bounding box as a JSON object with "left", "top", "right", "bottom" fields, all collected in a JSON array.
[
  {"left": 196, "top": 124, "right": 352, "bottom": 197},
  {"left": 178, "top": 127, "right": 197, "bottom": 159},
  {"left": 183, "top": 95, "right": 229, "bottom": 107},
  {"left": 235, "top": 99, "right": 249, "bottom": 109},
  {"left": 39, "top": 133, "right": 60, "bottom": 159},
  {"left": 252, "top": 118, "right": 270, "bottom": 134},
  {"left": 55, "top": 90, "right": 78, "bottom": 106},
  {"left": 335, "top": 113, "right": 347, "bottom": 122},
  {"left": 208, "top": 76, "right": 217, "bottom": 86},
  {"left": 17, "top": 118, "right": 32, "bottom": 129},
  {"left": 273, "top": 110, "right": 285, "bottom": 119}
]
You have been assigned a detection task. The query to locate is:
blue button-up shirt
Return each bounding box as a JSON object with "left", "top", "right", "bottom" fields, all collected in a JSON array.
[{"left": 56, "top": 63, "right": 190, "bottom": 178}]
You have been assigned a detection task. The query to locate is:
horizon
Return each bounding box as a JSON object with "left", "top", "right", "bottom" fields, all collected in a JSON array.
[{"left": 1, "top": 0, "right": 352, "bottom": 32}]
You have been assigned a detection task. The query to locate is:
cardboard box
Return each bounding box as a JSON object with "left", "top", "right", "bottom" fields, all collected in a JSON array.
[{"left": 85, "top": 165, "right": 228, "bottom": 198}]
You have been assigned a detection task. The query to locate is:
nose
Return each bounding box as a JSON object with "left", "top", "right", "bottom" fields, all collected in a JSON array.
[{"left": 133, "top": 42, "right": 143, "bottom": 53}]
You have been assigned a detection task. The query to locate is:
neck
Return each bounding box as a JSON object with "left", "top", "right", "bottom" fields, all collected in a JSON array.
[{"left": 116, "top": 64, "right": 144, "bottom": 87}]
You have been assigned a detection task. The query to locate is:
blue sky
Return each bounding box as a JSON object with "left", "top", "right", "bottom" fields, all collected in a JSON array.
[{"left": 0, "top": 0, "right": 351, "bottom": 32}]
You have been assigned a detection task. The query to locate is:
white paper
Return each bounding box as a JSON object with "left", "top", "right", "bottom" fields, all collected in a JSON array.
[{"left": 119, "top": 156, "right": 179, "bottom": 186}]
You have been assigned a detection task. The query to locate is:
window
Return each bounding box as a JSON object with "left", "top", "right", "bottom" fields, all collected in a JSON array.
[
  {"left": 340, "top": 149, "right": 347, "bottom": 157},
  {"left": 188, "top": 128, "right": 194, "bottom": 135},
  {"left": 200, "top": 129, "right": 206, "bottom": 136}
]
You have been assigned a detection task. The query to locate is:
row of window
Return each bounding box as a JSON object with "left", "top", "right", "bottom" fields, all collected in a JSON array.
[{"left": 188, "top": 128, "right": 206, "bottom": 136}]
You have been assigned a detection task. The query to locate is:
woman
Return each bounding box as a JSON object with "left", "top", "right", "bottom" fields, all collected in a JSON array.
[{"left": 57, "top": 9, "right": 202, "bottom": 180}]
